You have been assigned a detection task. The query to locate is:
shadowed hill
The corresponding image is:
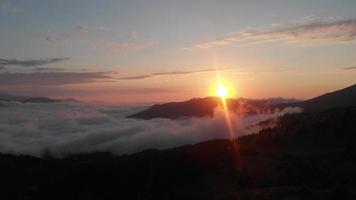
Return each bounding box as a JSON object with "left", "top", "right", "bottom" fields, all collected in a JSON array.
[
  {"left": 0, "top": 93, "right": 78, "bottom": 103},
  {"left": 127, "top": 97, "right": 291, "bottom": 119},
  {"left": 128, "top": 84, "right": 356, "bottom": 119},
  {"left": 127, "top": 97, "right": 220, "bottom": 119},
  {"left": 294, "top": 84, "right": 356, "bottom": 112}
]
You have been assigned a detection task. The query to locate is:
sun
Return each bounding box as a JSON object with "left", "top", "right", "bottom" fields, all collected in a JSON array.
[
  {"left": 209, "top": 76, "right": 236, "bottom": 98},
  {"left": 216, "top": 85, "right": 229, "bottom": 98}
]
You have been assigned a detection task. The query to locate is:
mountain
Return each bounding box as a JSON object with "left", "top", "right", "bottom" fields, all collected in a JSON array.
[
  {"left": 128, "top": 97, "right": 219, "bottom": 119},
  {"left": 20, "top": 97, "right": 62, "bottom": 103},
  {"left": 0, "top": 93, "right": 27, "bottom": 102},
  {"left": 127, "top": 97, "right": 295, "bottom": 119},
  {"left": 293, "top": 84, "right": 356, "bottom": 112},
  {"left": 0, "top": 93, "right": 78, "bottom": 104},
  {"left": 128, "top": 84, "right": 356, "bottom": 119},
  {"left": 0, "top": 106, "right": 355, "bottom": 199}
]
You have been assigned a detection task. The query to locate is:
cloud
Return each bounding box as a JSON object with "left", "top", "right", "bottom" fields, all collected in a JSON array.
[
  {"left": 186, "top": 18, "right": 356, "bottom": 50},
  {"left": 0, "top": 72, "right": 114, "bottom": 87},
  {"left": 120, "top": 68, "right": 228, "bottom": 80},
  {"left": 75, "top": 25, "right": 88, "bottom": 32},
  {"left": 0, "top": 1, "right": 23, "bottom": 13},
  {"left": 0, "top": 58, "right": 69, "bottom": 67},
  {"left": 120, "top": 75, "right": 152, "bottom": 80},
  {"left": 0, "top": 102, "right": 301, "bottom": 157},
  {"left": 0, "top": 86, "right": 176, "bottom": 99},
  {"left": 132, "top": 31, "right": 139, "bottom": 39},
  {"left": 34, "top": 67, "right": 65, "bottom": 72},
  {"left": 342, "top": 66, "right": 356, "bottom": 70},
  {"left": 105, "top": 41, "right": 158, "bottom": 53},
  {"left": 46, "top": 36, "right": 64, "bottom": 43}
]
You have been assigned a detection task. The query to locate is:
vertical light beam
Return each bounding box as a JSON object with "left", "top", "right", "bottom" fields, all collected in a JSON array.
[{"left": 220, "top": 96, "right": 243, "bottom": 172}]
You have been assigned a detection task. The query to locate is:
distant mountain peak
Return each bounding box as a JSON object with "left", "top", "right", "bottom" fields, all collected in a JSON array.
[
  {"left": 127, "top": 96, "right": 291, "bottom": 119},
  {"left": 0, "top": 93, "right": 78, "bottom": 104},
  {"left": 128, "top": 84, "right": 356, "bottom": 119}
]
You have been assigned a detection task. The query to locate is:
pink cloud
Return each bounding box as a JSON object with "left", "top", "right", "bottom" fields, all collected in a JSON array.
[
  {"left": 105, "top": 41, "right": 158, "bottom": 53},
  {"left": 185, "top": 18, "right": 356, "bottom": 50}
]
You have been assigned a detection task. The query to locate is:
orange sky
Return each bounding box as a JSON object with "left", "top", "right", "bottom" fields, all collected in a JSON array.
[{"left": 1, "top": 1, "right": 356, "bottom": 103}]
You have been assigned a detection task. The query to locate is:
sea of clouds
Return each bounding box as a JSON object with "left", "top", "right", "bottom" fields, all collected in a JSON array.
[{"left": 0, "top": 101, "right": 301, "bottom": 157}]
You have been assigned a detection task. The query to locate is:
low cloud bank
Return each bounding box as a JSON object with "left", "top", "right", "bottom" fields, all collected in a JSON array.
[{"left": 0, "top": 102, "right": 300, "bottom": 157}]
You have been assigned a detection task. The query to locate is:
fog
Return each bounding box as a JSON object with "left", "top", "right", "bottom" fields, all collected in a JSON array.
[{"left": 0, "top": 101, "right": 301, "bottom": 157}]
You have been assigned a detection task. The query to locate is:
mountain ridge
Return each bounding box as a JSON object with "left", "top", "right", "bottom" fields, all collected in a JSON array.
[
  {"left": 128, "top": 84, "right": 356, "bottom": 119},
  {"left": 0, "top": 93, "right": 79, "bottom": 104},
  {"left": 292, "top": 84, "right": 356, "bottom": 112},
  {"left": 127, "top": 97, "right": 294, "bottom": 119}
]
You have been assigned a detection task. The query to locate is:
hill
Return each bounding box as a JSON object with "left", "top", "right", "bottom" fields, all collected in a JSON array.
[
  {"left": 127, "top": 97, "right": 294, "bottom": 119},
  {"left": 0, "top": 93, "right": 78, "bottom": 103},
  {"left": 294, "top": 84, "right": 356, "bottom": 112},
  {"left": 128, "top": 84, "right": 356, "bottom": 119}
]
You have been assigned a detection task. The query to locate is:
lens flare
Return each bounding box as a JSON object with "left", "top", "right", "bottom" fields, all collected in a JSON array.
[
  {"left": 210, "top": 79, "right": 235, "bottom": 99},
  {"left": 216, "top": 85, "right": 228, "bottom": 98},
  {"left": 210, "top": 76, "right": 243, "bottom": 172}
]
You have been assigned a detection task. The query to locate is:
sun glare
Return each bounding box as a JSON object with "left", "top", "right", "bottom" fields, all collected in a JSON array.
[
  {"left": 216, "top": 85, "right": 228, "bottom": 98},
  {"left": 209, "top": 72, "right": 236, "bottom": 98},
  {"left": 210, "top": 80, "right": 235, "bottom": 99}
]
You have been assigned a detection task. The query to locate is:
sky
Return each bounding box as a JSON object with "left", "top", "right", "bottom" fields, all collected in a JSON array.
[{"left": 0, "top": 0, "right": 356, "bottom": 103}]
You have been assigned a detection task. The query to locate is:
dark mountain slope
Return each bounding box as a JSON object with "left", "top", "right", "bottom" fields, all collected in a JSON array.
[
  {"left": 127, "top": 97, "right": 220, "bottom": 119},
  {"left": 294, "top": 84, "right": 356, "bottom": 112},
  {"left": 127, "top": 97, "right": 290, "bottom": 119},
  {"left": 128, "top": 84, "right": 356, "bottom": 119},
  {"left": 0, "top": 93, "right": 78, "bottom": 103}
]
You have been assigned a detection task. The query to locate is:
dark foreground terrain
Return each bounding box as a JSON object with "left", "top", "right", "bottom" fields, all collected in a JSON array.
[{"left": 1, "top": 107, "right": 356, "bottom": 200}]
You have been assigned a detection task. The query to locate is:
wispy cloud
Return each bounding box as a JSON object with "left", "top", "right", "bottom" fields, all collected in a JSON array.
[
  {"left": 45, "top": 36, "right": 64, "bottom": 43},
  {"left": 120, "top": 75, "right": 152, "bottom": 80},
  {"left": 131, "top": 31, "right": 139, "bottom": 40},
  {"left": 185, "top": 18, "right": 356, "bottom": 50},
  {"left": 0, "top": 1, "right": 23, "bottom": 13},
  {"left": 342, "top": 66, "right": 356, "bottom": 70},
  {"left": 120, "top": 68, "right": 227, "bottom": 80},
  {"left": 0, "top": 58, "right": 69, "bottom": 67},
  {"left": 0, "top": 85, "right": 176, "bottom": 98},
  {"left": 34, "top": 67, "right": 65, "bottom": 72},
  {"left": 105, "top": 41, "right": 158, "bottom": 53},
  {"left": 75, "top": 25, "right": 88, "bottom": 32},
  {"left": 0, "top": 72, "right": 114, "bottom": 87}
]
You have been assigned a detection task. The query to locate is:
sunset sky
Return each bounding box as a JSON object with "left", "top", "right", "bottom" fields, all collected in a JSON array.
[{"left": 1, "top": 0, "right": 356, "bottom": 102}]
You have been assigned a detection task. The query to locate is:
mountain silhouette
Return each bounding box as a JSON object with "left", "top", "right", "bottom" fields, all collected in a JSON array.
[
  {"left": 127, "top": 97, "right": 295, "bottom": 119},
  {"left": 0, "top": 93, "right": 78, "bottom": 103},
  {"left": 128, "top": 84, "right": 356, "bottom": 119},
  {"left": 293, "top": 84, "right": 356, "bottom": 112}
]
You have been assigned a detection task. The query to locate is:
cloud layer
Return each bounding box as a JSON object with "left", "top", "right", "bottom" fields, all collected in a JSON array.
[
  {"left": 0, "top": 72, "right": 114, "bottom": 87},
  {"left": 105, "top": 41, "right": 158, "bottom": 53},
  {"left": 0, "top": 58, "right": 69, "bottom": 67},
  {"left": 343, "top": 66, "right": 356, "bottom": 70},
  {"left": 0, "top": 1, "right": 23, "bottom": 13},
  {"left": 120, "top": 68, "right": 228, "bottom": 80},
  {"left": 186, "top": 18, "right": 356, "bottom": 50},
  {"left": 0, "top": 101, "right": 299, "bottom": 157}
]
